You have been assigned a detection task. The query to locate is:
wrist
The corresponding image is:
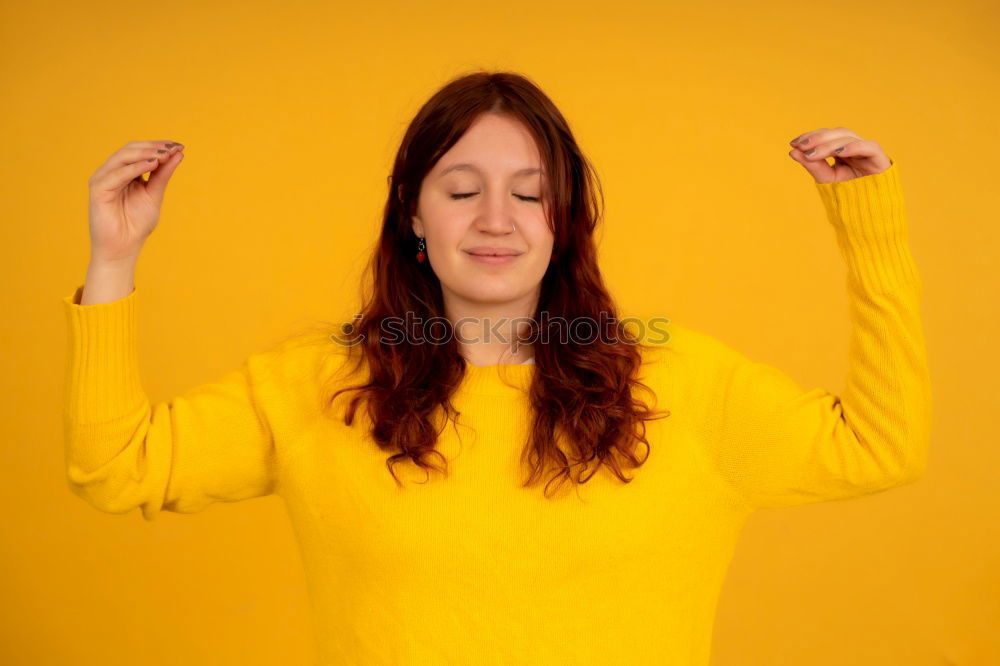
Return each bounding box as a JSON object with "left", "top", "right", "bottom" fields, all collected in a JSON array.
[{"left": 80, "top": 259, "right": 137, "bottom": 305}]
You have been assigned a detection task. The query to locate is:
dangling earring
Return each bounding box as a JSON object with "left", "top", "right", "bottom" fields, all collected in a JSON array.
[{"left": 416, "top": 236, "right": 426, "bottom": 263}]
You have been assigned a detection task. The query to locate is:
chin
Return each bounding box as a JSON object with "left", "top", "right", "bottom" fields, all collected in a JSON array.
[
  {"left": 448, "top": 280, "right": 522, "bottom": 303},
  {"left": 461, "top": 288, "right": 523, "bottom": 304}
]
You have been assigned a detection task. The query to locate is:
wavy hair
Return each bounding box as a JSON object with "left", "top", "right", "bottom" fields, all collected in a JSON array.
[{"left": 320, "top": 70, "right": 671, "bottom": 498}]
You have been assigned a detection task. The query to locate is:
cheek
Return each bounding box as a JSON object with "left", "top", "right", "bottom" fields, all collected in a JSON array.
[
  {"left": 432, "top": 223, "right": 463, "bottom": 252},
  {"left": 530, "top": 225, "right": 555, "bottom": 254},
  {"left": 527, "top": 234, "right": 555, "bottom": 271},
  {"left": 424, "top": 213, "right": 465, "bottom": 246}
]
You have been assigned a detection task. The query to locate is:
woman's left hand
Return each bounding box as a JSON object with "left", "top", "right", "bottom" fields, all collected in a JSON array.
[{"left": 788, "top": 127, "right": 893, "bottom": 184}]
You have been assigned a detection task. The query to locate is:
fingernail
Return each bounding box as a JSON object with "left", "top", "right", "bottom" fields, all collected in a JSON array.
[
  {"left": 804, "top": 148, "right": 816, "bottom": 156},
  {"left": 790, "top": 135, "right": 803, "bottom": 144}
]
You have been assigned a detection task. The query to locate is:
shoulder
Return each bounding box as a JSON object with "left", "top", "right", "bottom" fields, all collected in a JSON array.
[
  {"left": 635, "top": 320, "right": 755, "bottom": 406},
  {"left": 640, "top": 320, "right": 747, "bottom": 371},
  {"left": 249, "top": 324, "right": 366, "bottom": 398}
]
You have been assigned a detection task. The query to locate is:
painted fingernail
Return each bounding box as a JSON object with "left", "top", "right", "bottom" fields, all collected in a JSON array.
[
  {"left": 835, "top": 146, "right": 844, "bottom": 154},
  {"left": 804, "top": 148, "right": 816, "bottom": 156}
]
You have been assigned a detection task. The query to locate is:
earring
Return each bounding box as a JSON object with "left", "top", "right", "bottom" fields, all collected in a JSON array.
[{"left": 416, "top": 236, "right": 426, "bottom": 263}]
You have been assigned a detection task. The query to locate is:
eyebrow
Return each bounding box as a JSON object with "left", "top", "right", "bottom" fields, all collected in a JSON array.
[{"left": 438, "top": 163, "right": 544, "bottom": 178}]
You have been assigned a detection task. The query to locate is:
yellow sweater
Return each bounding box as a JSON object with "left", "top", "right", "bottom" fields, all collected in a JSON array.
[{"left": 62, "top": 160, "right": 931, "bottom": 665}]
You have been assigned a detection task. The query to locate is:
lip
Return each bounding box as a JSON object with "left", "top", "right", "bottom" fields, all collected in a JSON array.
[
  {"left": 464, "top": 246, "right": 523, "bottom": 266},
  {"left": 465, "top": 246, "right": 522, "bottom": 256},
  {"left": 466, "top": 251, "right": 520, "bottom": 266}
]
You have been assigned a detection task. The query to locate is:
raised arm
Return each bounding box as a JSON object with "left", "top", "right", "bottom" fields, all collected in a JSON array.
[
  {"left": 63, "top": 139, "right": 281, "bottom": 521},
  {"left": 703, "top": 150, "right": 932, "bottom": 511}
]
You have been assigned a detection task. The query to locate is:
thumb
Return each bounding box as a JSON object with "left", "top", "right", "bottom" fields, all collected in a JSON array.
[
  {"left": 146, "top": 149, "right": 184, "bottom": 203},
  {"left": 788, "top": 147, "right": 833, "bottom": 183}
]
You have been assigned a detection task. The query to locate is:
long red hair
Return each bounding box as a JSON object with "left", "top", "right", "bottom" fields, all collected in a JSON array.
[{"left": 319, "top": 70, "right": 670, "bottom": 497}]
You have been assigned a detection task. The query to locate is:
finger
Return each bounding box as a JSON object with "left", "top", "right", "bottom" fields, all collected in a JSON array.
[
  {"left": 789, "top": 126, "right": 860, "bottom": 150},
  {"left": 789, "top": 128, "right": 829, "bottom": 149},
  {"left": 92, "top": 140, "right": 184, "bottom": 181},
  {"left": 788, "top": 145, "right": 834, "bottom": 182},
  {"left": 90, "top": 142, "right": 182, "bottom": 184},
  {"left": 804, "top": 137, "right": 880, "bottom": 162},
  {"left": 832, "top": 139, "right": 894, "bottom": 175},
  {"left": 94, "top": 155, "right": 167, "bottom": 193},
  {"left": 145, "top": 149, "right": 184, "bottom": 203}
]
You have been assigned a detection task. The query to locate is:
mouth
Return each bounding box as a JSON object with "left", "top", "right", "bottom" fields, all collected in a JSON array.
[
  {"left": 465, "top": 250, "right": 522, "bottom": 265},
  {"left": 464, "top": 247, "right": 523, "bottom": 257}
]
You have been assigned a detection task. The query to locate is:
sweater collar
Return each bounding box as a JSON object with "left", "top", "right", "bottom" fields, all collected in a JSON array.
[{"left": 458, "top": 361, "right": 534, "bottom": 396}]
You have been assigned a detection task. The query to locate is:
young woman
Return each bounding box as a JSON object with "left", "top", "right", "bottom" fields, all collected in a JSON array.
[{"left": 63, "top": 71, "right": 931, "bottom": 665}]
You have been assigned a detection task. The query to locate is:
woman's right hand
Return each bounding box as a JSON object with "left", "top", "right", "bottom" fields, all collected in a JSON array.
[{"left": 87, "top": 140, "right": 185, "bottom": 265}]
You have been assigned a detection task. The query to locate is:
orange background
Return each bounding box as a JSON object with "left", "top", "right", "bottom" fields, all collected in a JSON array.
[{"left": 2, "top": 0, "right": 997, "bottom": 664}]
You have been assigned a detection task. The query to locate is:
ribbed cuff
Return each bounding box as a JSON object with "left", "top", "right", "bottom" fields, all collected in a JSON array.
[
  {"left": 62, "top": 283, "right": 146, "bottom": 424},
  {"left": 813, "top": 160, "right": 921, "bottom": 295}
]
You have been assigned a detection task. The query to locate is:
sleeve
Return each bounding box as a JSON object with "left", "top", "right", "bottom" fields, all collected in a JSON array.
[
  {"left": 62, "top": 284, "right": 279, "bottom": 521},
  {"left": 708, "top": 159, "right": 933, "bottom": 511}
]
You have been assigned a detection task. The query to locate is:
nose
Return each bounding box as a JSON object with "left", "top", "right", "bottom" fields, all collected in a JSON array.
[{"left": 473, "top": 193, "right": 517, "bottom": 235}]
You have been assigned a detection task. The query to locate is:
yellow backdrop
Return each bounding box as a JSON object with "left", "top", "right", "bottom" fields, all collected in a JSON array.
[{"left": 2, "top": 0, "right": 997, "bottom": 663}]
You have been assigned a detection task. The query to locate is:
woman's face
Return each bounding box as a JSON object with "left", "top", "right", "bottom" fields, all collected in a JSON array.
[{"left": 411, "top": 113, "right": 554, "bottom": 313}]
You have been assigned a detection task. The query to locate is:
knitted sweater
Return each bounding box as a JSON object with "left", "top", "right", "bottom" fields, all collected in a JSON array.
[{"left": 61, "top": 160, "right": 931, "bottom": 665}]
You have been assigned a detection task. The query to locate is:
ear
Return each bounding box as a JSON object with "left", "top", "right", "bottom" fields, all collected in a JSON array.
[{"left": 400, "top": 185, "right": 425, "bottom": 237}]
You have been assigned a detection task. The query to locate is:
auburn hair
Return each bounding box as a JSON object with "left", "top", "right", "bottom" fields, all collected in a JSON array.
[{"left": 317, "top": 69, "right": 671, "bottom": 498}]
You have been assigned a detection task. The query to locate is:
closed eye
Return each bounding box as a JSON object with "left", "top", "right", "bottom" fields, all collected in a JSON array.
[{"left": 450, "top": 193, "right": 540, "bottom": 202}]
